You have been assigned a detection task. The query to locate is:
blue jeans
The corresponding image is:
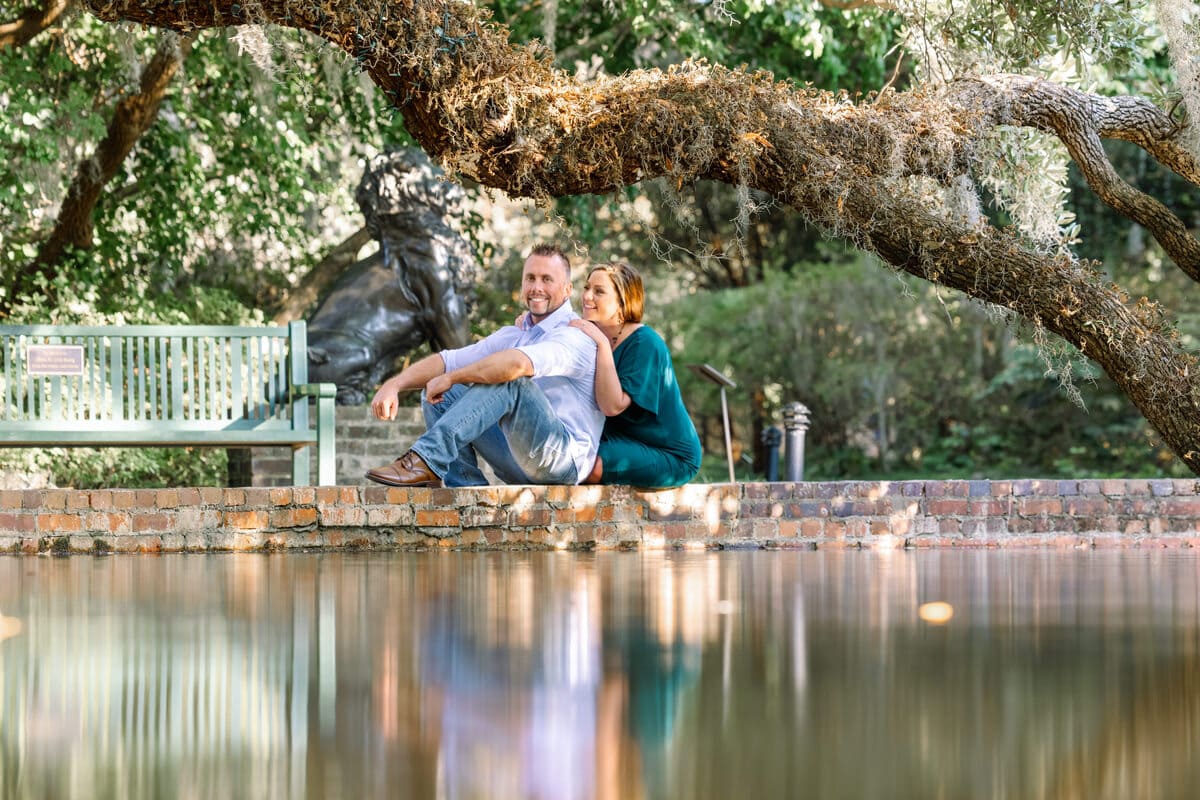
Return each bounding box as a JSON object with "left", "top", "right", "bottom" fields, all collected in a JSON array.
[{"left": 410, "top": 379, "right": 579, "bottom": 487}]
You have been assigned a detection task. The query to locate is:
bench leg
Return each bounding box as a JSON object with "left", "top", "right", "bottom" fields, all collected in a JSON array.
[
  {"left": 292, "top": 445, "right": 311, "bottom": 486},
  {"left": 316, "top": 393, "right": 336, "bottom": 485}
]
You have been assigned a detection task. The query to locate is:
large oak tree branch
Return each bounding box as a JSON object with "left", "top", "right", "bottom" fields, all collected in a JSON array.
[
  {"left": 79, "top": 0, "right": 1200, "bottom": 473},
  {"left": 0, "top": 0, "right": 69, "bottom": 49},
  {"left": 957, "top": 75, "right": 1200, "bottom": 280}
]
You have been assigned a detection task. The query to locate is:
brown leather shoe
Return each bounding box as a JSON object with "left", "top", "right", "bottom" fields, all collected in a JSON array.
[{"left": 365, "top": 451, "right": 440, "bottom": 487}]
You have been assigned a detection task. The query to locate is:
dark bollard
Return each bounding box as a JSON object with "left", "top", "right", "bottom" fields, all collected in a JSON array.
[
  {"left": 762, "top": 426, "right": 782, "bottom": 482},
  {"left": 782, "top": 402, "right": 811, "bottom": 481}
]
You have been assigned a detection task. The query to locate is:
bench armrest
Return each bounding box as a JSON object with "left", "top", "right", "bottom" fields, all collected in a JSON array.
[{"left": 293, "top": 382, "right": 338, "bottom": 399}]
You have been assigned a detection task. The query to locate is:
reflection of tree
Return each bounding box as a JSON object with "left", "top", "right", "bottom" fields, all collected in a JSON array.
[
  {"left": 636, "top": 550, "right": 1200, "bottom": 800},
  {"left": 1045, "top": 656, "right": 1200, "bottom": 800}
]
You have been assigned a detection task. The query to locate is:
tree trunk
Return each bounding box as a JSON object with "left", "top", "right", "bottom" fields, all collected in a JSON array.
[
  {"left": 0, "top": 0, "right": 70, "bottom": 49},
  {"left": 271, "top": 226, "right": 373, "bottom": 323},
  {"left": 79, "top": 0, "right": 1200, "bottom": 474},
  {"left": 5, "top": 32, "right": 193, "bottom": 311}
]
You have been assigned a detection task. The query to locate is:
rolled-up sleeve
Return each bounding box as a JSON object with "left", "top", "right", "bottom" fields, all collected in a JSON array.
[
  {"left": 440, "top": 327, "right": 520, "bottom": 372},
  {"left": 517, "top": 329, "right": 596, "bottom": 380}
]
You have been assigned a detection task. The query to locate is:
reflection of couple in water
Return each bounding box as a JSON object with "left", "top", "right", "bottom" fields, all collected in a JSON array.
[{"left": 417, "top": 580, "right": 699, "bottom": 799}]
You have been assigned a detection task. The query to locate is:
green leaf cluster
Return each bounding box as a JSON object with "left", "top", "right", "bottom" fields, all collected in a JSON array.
[{"left": 0, "top": 18, "right": 409, "bottom": 322}]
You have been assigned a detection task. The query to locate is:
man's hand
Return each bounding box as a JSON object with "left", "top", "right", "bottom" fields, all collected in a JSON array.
[
  {"left": 370, "top": 382, "right": 402, "bottom": 421},
  {"left": 367, "top": 353, "right": 449, "bottom": 420},
  {"left": 425, "top": 373, "right": 454, "bottom": 404}
]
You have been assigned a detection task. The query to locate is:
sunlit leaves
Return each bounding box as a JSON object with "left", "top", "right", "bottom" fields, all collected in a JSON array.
[
  {"left": 894, "top": 0, "right": 1149, "bottom": 81},
  {"left": 495, "top": 0, "right": 901, "bottom": 91},
  {"left": 0, "top": 14, "right": 411, "bottom": 321}
]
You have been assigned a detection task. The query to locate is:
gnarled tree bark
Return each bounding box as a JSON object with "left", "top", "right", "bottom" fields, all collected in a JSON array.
[
  {"left": 79, "top": 0, "right": 1200, "bottom": 473},
  {"left": 0, "top": 0, "right": 70, "bottom": 49}
]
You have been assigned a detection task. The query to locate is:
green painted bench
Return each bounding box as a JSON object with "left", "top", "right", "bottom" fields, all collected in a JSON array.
[{"left": 0, "top": 321, "right": 337, "bottom": 485}]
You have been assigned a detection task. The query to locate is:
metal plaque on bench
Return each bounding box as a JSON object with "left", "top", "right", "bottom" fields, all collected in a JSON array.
[{"left": 26, "top": 345, "right": 84, "bottom": 376}]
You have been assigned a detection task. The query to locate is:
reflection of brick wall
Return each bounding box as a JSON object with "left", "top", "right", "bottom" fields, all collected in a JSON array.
[{"left": 228, "top": 405, "right": 426, "bottom": 487}]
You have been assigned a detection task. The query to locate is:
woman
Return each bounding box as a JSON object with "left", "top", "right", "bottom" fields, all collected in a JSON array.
[{"left": 568, "top": 262, "right": 702, "bottom": 488}]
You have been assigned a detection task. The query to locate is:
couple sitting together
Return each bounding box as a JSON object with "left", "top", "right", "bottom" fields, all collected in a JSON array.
[{"left": 365, "top": 243, "right": 702, "bottom": 490}]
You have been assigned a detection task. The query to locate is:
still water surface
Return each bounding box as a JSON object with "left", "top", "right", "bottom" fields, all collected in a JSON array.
[{"left": 1, "top": 549, "right": 1198, "bottom": 799}]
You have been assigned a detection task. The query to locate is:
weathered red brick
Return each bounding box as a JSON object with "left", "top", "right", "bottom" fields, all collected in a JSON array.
[
  {"left": 508, "top": 507, "right": 550, "bottom": 527},
  {"left": 199, "top": 487, "right": 223, "bottom": 505},
  {"left": 968, "top": 499, "right": 1011, "bottom": 516},
  {"left": 366, "top": 505, "right": 411, "bottom": 526},
  {"left": 0, "top": 513, "right": 34, "bottom": 532},
  {"left": 40, "top": 490, "right": 67, "bottom": 509},
  {"left": 224, "top": 510, "right": 268, "bottom": 530},
  {"left": 177, "top": 488, "right": 202, "bottom": 505},
  {"left": 315, "top": 487, "right": 340, "bottom": 505},
  {"left": 415, "top": 509, "right": 460, "bottom": 528},
  {"left": 132, "top": 513, "right": 172, "bottom": 532},
  {"left": 1018, "top": 498, "right": 1063, "bottom": 515},
  {"left": 838, "top": 518, "right": 865, "bottom": 537},
  {"left": 320, "top": 507, "right": 365, "bottom": 526},
  {"left": 800, "top": 519, "right": 824, "bottom": 538},
  {"left": 38, "top": 512, "right": 82, "bottom": 532},
  {"left": 927, "top": 498, "right": 969, "bottom": 515},
  {"left": 91, "top": 512, "right": 130, "bottom": 534},
  {"left": 270, "top": 508, "right": 318, "bottom": 528}
]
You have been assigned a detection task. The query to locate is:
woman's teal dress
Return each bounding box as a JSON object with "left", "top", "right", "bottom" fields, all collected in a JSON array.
[{"left": 599, "top": 326, "right": 702, "bottom": 488}]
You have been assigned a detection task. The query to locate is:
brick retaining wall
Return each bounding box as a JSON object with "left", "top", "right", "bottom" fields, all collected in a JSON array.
[
  {"left": 2, "top": 478, "right": 1199, "bottom": 554},
  {"left": 230, "top": 404, "right": 427, "bottom": 486}
]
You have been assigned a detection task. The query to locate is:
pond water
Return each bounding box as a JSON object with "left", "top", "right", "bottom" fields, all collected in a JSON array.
[{"left": 1, "top": 549, "right": 1198, "bottom": 799}]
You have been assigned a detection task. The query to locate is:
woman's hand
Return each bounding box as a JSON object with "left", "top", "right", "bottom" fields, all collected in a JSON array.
[{"left": 569, "top": 318, "right": 610, "bottom": 349}]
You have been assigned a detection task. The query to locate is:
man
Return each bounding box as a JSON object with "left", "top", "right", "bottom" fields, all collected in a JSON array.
[{"left": 365, "top": 244, "right": 603, "bottom": 487}]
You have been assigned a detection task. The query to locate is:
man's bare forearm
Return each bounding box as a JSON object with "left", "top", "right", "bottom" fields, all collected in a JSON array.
[
  {"left": 387, "top": 353, "right": 446, "bottom": 392},
  {"left": 372, "top": 353, "right": 448, "bottom": 420},
  {"left": 446, "top": 349, "right": 533, "bottom": 386}
]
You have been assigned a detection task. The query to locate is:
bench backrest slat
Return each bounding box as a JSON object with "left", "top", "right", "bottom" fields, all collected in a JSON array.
[
  {"left": 290, "top": 320, "right": 309, "bottom": 434},
  {"left": 170, "top": 337, "right": 182, "bottom": 420},
  {"left": 0, "top": 326, "right": 299, "bottom": 428},
  {"left": 231, "top": 338, "right": 243, "bottom": 423}
]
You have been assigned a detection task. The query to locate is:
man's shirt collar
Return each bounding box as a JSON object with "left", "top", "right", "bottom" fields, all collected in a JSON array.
[{"left": 519, "top": 300, "right": 576, "bottom": 333}]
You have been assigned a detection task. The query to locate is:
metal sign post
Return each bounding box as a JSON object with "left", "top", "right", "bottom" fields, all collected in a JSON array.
[{"left": 688, "top": 363, "right": 738, "bottom": 484}]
